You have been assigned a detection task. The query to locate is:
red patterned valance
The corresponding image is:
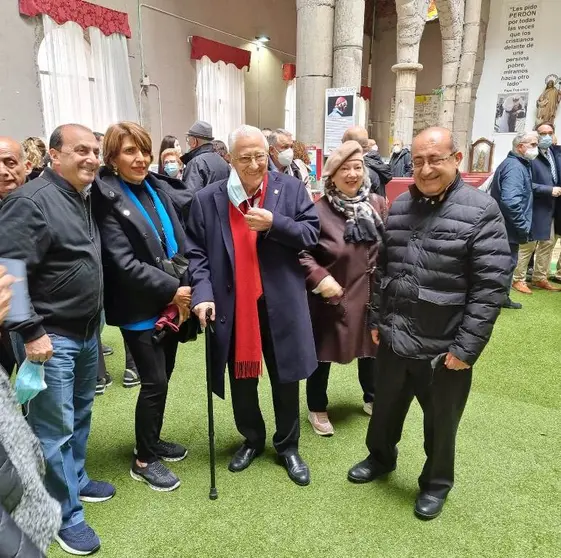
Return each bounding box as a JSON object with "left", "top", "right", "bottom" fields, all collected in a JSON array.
[
  {"left": 190, "top": 36, "right": 251, "bottom": 70},
  {"left": 360, "top": 86, "right": 372, "bottom": 100},
  {"left": 19, "top": 0, "right": 131, "bottom": 38},
  {"left": 283, "top": 63, "right": 296, "bottom": 81}
]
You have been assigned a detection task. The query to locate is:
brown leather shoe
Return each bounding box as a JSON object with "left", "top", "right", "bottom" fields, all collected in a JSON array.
[
  {"left": 532, "top": 280, "right": 561, "bottom": 291},
  {"left": 512, "top": 281, "right": 532, "bottom": 294}
]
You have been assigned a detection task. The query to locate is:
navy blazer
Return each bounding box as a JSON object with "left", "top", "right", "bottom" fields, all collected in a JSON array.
[
  {"left": 530, "top": 146, "right": 561, "bottom": 240},
  {"left": 186, "top": 171, "right": 320, "bottom": 398}
]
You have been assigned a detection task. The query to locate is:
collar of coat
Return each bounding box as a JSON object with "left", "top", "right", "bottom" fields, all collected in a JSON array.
[
  {"left": 408, "top": 171, "right": 463, "bottom": 204},
  {"left": 180, "top": 143, "right": 214, "bottom": 165},
  {"left": 94, "top": 166, "right": 169, "bottom": 204}
]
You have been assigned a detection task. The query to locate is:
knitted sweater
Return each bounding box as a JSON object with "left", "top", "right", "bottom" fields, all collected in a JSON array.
[{"left": 0, "top": 370, "right": 61, "bottom": 552}]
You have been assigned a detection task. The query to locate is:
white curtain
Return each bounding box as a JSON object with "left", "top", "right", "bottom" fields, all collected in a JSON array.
[
  {"left": 196, "top": 57, "right": 245, "bottom": 144},
  {"left": 284, "top": 79, "right": 296, "bottom": 136},
  {"left": 39, "top": 15, "right": 137, "bottom": 139}
]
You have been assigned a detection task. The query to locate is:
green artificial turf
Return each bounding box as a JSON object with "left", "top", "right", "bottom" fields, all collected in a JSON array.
[{"left": 48, "top": 290, "right": 561, "bottom": 557}]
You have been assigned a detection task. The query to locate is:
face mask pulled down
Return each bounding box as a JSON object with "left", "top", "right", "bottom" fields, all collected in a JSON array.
[{"left": 227, "top": 168, "right": 249, "bottom": 211}]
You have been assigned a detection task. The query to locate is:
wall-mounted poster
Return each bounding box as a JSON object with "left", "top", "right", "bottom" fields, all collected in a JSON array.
[
  {"left": 494, "top": 91, "right": 528, "bottom": 133},
  {"left": 389, "top": 94, "right": 441, "bottom": 147},
  {"left": 324, "top": 87, "right": 358, "bottom": 156}
]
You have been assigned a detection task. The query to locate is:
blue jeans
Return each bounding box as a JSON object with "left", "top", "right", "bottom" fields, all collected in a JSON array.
[{"left": 14, "top": 332, "right": 98, "bottom": 530}]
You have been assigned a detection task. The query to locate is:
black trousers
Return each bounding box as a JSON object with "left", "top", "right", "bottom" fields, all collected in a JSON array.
[
  {"left": 228, "top": 299, "right": 300, "bottom": 456},
  {"left": 0, "top": 327, "right": 16, "bottom": 377},
  {"left": 306, "top": 358, "right": 376, "bottom": 412},
  {"left": 121, "top": 329, "right": 179, "bottom": 463},
  {"left": 96, "top": 331, "right": 138, "bottom": 382},
  {"left": 366, "top": 343, "right": 472, "bottom": 499}
]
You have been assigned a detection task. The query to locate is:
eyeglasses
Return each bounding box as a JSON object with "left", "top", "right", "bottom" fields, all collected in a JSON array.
[
  {"left": 412, "top": 152, "right": 457, "bottom": 169},
  {"left": 234, "top": 153, "right": 268, "bottom": 165}
]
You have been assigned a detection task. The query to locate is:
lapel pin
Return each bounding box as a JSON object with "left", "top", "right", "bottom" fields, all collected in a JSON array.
[
  {"left": 123, "top": 209, "right": 130, "bottom": 216},
  {"left": 274, "top": 189, "right": 279, "bottom": 195}
]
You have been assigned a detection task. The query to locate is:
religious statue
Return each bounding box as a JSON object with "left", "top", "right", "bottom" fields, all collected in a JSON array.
[{"left": 536, "top": 75, "right": 561, "bottom": 126}]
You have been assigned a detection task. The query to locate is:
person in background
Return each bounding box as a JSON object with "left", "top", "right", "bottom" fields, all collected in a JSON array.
[
  {"left": 180, "top": 121, "right": 230, "bottom": 220},
  {"left": 292, "top": 140, "right": 313, "bottom": 199},
  {"left": 0, "top": 124, "right": 115, "bottom": 555},
  {"left": 342, "top": 126, "right": 392, "bottom": 197},
  {"left": 93, "top": 122, "right": 191, "bottom": 492},
  {"left": 213, "top": 140, "right": 230, "bottom": 165},
  {"left": 187, "top": 124, "right": 320, "bottom": 486},
  {"left": 261, "top": 128, "right": 272, "bottom": 140},
  {"left": 348, "top": 127, "right": 510, "bottom": 520},
  {"left": 268, "top": 129, "right": 311, "bottom": 191},
  {"left": 299, "top": 141, "right": 386, "bottom": 436},
  {"left": 367, "top": 138, "right": 378, "bottom": 152},
  {"left": 157, "top": 135, "right": 182, "bottom": 175},
  {"left": 0, "top": 137, "right": 31, "bottom": 376},
  {"left": 490, "top": 131, "right": 537, "bottom": 309},
  {"left": 161, "top": 148, "right": 184, "bottom": 179},
  {"left": 22, "top": 137, "right": 47, "bottom": 180},
  {"left": 0, "top": 266, "right": 63, "bottom": 558},
  {"left": 511, "top": 122, "right": 561, "bottom": 293},
  {"left": 389, "top": 138, "right": 413, "bottom": 177}
]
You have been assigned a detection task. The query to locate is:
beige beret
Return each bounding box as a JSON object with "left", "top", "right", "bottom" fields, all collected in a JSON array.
[{"left": 322, "top": 140, "right": 364, "bottom": 178}]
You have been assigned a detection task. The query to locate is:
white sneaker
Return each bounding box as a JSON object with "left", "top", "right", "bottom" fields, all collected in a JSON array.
[
  {"left": 308, "top": 411, "right": 334, "bottom": 436},
  {"left": 363, "top": 402, "right": 373, "bottom": 416}
]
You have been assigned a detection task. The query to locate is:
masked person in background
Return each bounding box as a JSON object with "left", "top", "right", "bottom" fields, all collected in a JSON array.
[
  {"left": 161, "top": 148, "right": 184, "bottom": 179},
  {"left": 157, "top": 135, "right": 182, "bottom": 175},
  {"left": 268, "top": 129, "right": 311, "bottom": 191},
  {"left": 389, "top": 139, "right": 413, "bottom": 177}
]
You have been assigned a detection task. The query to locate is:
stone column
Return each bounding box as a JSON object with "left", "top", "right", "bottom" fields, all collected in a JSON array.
[
  {"left": 296, "top": 0, "right": 335, "bottom": 146},
  {"left": 332, "top": 0, "right": 366, "bottom": 89},
  {"left": 392, "top": 63, "right": 423, "bottom": 145}
]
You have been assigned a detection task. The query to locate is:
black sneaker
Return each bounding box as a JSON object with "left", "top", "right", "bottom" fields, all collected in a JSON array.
[
  {"left": 130, "top": 460, "right": 180, "bottom": 492},
  {"left": 133, "top": 440, "right": 188, "bottom": 462},
  {"left": 502, "top": 297, "right": 522, "bottom": 310},
  {"left": 104, "top": 372, "right": 113, "bottom": 388},
  {"left": 102, "top": 344, "right": 114, "bottom": 356},
  {"left": 123, "top": 368, "right": 140, "bottom": 388},
  {"left": 95, "top": 377, "right": 106, "bottom": 396}
]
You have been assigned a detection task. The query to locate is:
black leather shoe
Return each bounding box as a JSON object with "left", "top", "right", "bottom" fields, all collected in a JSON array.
[
  {"left": 414, "top": 493, "right": 445, "bottom": 520},
  {"left": 347, "top": 457, "right": 394, "bottom": 484},
  {"left": 228, "top": 444, "right": 262, "bottom": 473},
  {"left": 280, "top": 451, "right": 310, "bottom": 486}
]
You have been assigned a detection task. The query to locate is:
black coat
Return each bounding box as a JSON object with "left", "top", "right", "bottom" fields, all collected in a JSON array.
[
  {"left": 363, "top": 151, "right": 392, "bottom": 197},
  {"left": 490, "top": 152, "right": 533, "bottom": 244},
  {"left": 370, "top": 175, "right": 511, "bottom": 366},
  {"left": 389, "top": 148, "right": 413, "bottom": 177},
  {"left": 0, "top": 443, "right": 44, "bottom": 557},
  {"left": 92, "top": 168, "right": 189, "bottom": 327},
  {"left": 530, "top": 146, "right": 561, "bottom": 240},
  {"left": 180, "top": 144, "right": 230, "bottom": 219}
]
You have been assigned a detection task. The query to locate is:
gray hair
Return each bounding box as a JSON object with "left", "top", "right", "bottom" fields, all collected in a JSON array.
[
  {"left": 228, "top": 125, "right": 269, "bottom": 153},
  {"left": 512, "top": 131, "right": 538, "bottom": 149},
  {"left": 268, "top": 128, "right": 292, "bottom": 147}
]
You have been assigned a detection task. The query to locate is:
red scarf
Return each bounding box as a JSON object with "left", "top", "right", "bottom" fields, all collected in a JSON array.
[{"left": 228, "top": 174, "right": 268, "bottom": 379}]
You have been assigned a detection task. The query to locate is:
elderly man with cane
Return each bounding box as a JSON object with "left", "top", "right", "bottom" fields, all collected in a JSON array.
[{"left": 186, "top": 124, "right": 320, "bottom": 486}]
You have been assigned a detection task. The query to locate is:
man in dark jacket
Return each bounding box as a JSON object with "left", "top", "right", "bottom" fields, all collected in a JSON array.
[
  {"left": 187, "top": 125, "right": 320, "bottom": 487},
  {"left": 0, "top": 124, "right": 115, "bottom": 555},
  {"left": 342, "top": 126, "right": 392, "bottom": 196},
  {"left": 348, "top": 127, "right": 511, "bottom": 520},
  {"left": 267, "top": 128, "right": 311, "bottom": 190},
  {"left": 511, "top": 122, "right": 561, "bottom": 292},
  {"left": 490, "top": 131, "right": 538, "bottom": 309},
  {"left": 180, "top": 120, "right": 230, "bottom": 219},
  {"left": 389, "top": 139, "right": 413, "bottom": 177}
]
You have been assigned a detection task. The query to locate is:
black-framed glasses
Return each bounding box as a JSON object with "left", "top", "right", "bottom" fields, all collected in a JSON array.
[{"left": 412, "top": 152, "right": 457, "bottom": 169}]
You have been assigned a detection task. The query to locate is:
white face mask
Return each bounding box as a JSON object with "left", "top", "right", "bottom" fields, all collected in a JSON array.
[
  {"left": 164, "top": 162, "right": 180, "bottom": 178},
  {"left": 277, "top": 148, "right": 294, "bottom": 168},
  {"left": 226, "top": 168, "right": 248, "bottom": 210},
  {"left": 370, "top": 145, "right": 378, "bottom": 152},
  {"left": 523, "top": 147, "right": 539, "bottom": 161},
  {"left": 392, "top": 145, "right": 402, "bottom": 154}
]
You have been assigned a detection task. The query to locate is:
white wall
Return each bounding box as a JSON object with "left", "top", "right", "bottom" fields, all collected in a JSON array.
[{"left": 472, "top": 0, "right": 560, "bottom": 168}]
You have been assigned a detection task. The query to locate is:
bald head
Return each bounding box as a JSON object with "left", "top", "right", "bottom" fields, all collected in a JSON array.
[
  {"left": 342, "top": 126, "right": 370, "bottom": 152},
  {"left": 0, "top": 137, "right": 31, "bottom": 199},
  {"left": 411, "top": 127, "right": 462, "bottom": 197}
]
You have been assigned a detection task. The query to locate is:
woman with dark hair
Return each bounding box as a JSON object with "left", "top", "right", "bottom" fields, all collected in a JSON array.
[
  {"left": 157, "top": 135, "right": 181, "bottom": 174},
  {"left": 92, "top": 122, "right": 191, "bottom": 492}
]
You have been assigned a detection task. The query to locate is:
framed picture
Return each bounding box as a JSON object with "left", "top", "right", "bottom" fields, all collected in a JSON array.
[{"left": 469, "top": 138, "right": 495, "bottom": 173}]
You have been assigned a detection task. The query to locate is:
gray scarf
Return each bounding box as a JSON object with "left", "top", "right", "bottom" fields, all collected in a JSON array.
[{"left": 324, "top": 173, "right": 384, "bottom": 244}]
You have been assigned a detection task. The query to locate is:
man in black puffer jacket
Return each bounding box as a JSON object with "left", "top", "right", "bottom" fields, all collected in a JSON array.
[{"left": 348, "top": 127, "right": 511, "bottom": 520}]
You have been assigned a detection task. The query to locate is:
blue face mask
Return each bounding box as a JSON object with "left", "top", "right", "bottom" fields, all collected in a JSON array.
[
  {"left": 14, "top": 360, "right": 47, "bottom": 405},
  {"left": 539, "top": 134, "right": 553, "bottom": 150},
  {"left": 226, "top": 168, "right": 248, "bottom": 211},
  {"left": 164, "top": 162, "right": 180, "bottom": 178}
]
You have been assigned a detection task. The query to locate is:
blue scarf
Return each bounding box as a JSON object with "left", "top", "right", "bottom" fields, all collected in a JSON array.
[{"left": 120, "top": 179, "right": 178, "bottom": 258}]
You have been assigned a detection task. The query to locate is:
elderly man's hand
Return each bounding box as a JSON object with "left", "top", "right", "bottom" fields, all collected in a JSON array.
[
  {"left": 25, "top": 334, "right": 54, "bottom": 363},
  {"left": 0, "top": 267, "right": 15, "bottom": 325},
  {"left": 444, "top": 352, "right": 470, "bottom": 370},
  {"left": 552, "top": 187, "right": 561, "bottom": 197},
  {"left": 245, "top": 208, "right": 273, "bottom": 232},
  {"left": 193, "top": 302, "right": 216, "bottom": 329},
  {"left": 371, "top": 329, "right": 380, "bottom": 345}
]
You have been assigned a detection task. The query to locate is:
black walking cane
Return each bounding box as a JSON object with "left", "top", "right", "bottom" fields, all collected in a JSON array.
[{"left": 205, "top": 308, "right": 218, "bottom": 500}]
